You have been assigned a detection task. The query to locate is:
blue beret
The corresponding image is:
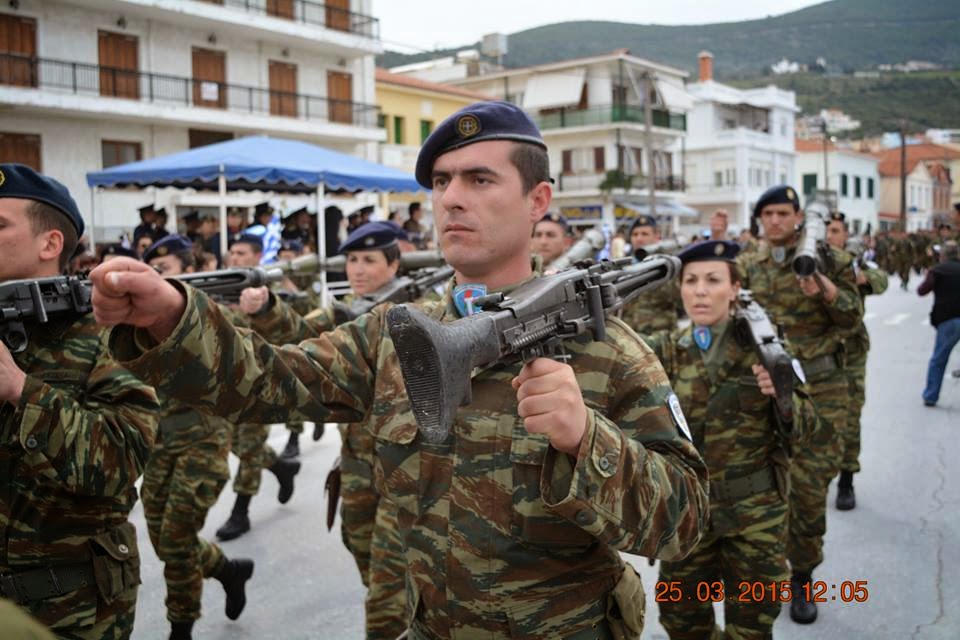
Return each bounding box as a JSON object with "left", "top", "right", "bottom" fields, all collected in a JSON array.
[
  {"left": 233, "top": 232, "right": 264, "bottom": 251},
  {"left": 143, "top": 234, "right": 193, "bottom": 262},
  {"left": 280, "top": 238, "right": 304, "bottom": 253},
  {"left": 415, "top": 100, "right": 546, "bottom": 189},
  {"left": 254, "top": 202, "right": 272, "bottom": 216},
  {"left": 629, "top": 215, "right": 657, "bottom": 231},
  {"left": 101, "top": 243, "right": 138, "bottom": 259},
  {"left": 753, "top": 185, "right": 800, "bottom": 218},
  {"left": 0, "top": 163, "right": 84, "bottom": 236},
  {"left": 537, "top": 212, "right": 569, "bottom": 231},
  {"left": 339, "top": 221, "right": 406, "bottom": 253},
  {"left": 677, "top": 240, "right": 740, "bottom": 265}
]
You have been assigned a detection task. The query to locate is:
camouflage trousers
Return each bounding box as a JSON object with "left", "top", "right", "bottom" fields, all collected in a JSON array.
[
  {"left": 337, "top": 424, "right": 408, "bottom": 639},
  {"left": 231, "top": 423, "right": 277, "bottom": 496},
  {"left": 788, "top": 370, "right": 848, "bottom": 574},
  {"left": 286, "top": 422, "right": 304, "bottom": 435},
  {"left": 839, "top": 349, "right": 868, "bottom": 473},
  {"left": 141, "top": 436, "right": 230, "bottom": 622},
  {"left": 659, "top": 501, "right": 788, "bottom": 639},
  {"left": 19, "top": 569, "right": 138, "bottom": 640}
]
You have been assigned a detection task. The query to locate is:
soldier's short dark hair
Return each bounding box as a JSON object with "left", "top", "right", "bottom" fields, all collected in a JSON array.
[
  {"left": 25, "top": 200, "right": 79, "bottom": 272},
  {"left": 172, "top": 250, "right": 197, "bottom": 271},
  {"left": 509, "top": 142, "right": 550, "bottom": 195},
  {"left": 380, "top": 244, "right": 401, "bottom": 265},
  {"left": 727, "top": 262, "right": 741, "bottom": 285}
]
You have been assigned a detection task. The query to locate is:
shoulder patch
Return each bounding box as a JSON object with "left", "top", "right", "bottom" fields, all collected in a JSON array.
[{"left": 667, "top": 392, "right": 692, "bottom": 442}]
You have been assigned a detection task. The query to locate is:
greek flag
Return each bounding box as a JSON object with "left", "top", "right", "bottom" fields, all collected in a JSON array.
[{"left": 246, "top": 211, "right": 284, "bottom": 264}]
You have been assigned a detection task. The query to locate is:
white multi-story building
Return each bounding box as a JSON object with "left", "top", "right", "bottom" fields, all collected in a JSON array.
[
  {"left": 401, "top": 49, "right": 692, "bottom": 231},
  {"left": 794, "top": 139, "right": 879, "bottom": 235},
  {"left": 0, "top": 0, "right": 383, "bottom": 243},
  {"left": 678, "top": 51, "right": 798, "bottom": 234}
]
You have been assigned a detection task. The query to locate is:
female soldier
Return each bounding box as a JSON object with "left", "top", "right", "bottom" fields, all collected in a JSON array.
[
  {"left": 238, "top": 221, "right": 408, "bottom": 640},
  {"left": 643, "top": 240, "right": 817, "bottom": 640}
]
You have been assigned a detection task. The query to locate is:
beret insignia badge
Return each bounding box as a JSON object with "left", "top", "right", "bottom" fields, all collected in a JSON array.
[{"left": 456, "top": 114, "right": 481, "bottom": 138}]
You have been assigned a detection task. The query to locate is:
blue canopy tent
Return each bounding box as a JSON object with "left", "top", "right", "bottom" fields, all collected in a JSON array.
[{"left": 87, "top": 135, "right": 426, "bottom": 300}]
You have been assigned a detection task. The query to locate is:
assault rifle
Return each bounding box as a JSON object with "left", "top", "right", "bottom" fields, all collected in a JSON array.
[
  {"left": 734, "top": 290, "right": 795, "bottom": 423},
  {"left": 632, "top": 238, "right": 681, "bottom": 261},
  {"left": 0, "top": 267, "right": 282, "bottom": 352},
  {"left": 386, "top": 256, "right": 680, "bottom": 442},
  {"left": 332, "top": 265, "right": 454, "bottom": 324},
  {"left": 274, "top": 250, "right": 446, "bottom": 276},
  {"left": 174, "top": 267, "right": 284, "bottom": 305}
]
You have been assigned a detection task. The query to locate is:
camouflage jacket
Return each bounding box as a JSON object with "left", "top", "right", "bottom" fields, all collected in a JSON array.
[
  {"left": 619, "top": 277, "right": 680, "bottom": 334},
  {"left": 109, "top": 281, "right": 708, "bottom": 639},
  {"left": 248, "top": 292, "right": 339, "bottom": 346},
  {"left": 736, "top": 242, "right": 863, "bottom": 368},
  {"left": 644, "top": 322, "right": 817, "bottom": 531},
  {"left": 843, "top": 250, "right": 889, "bottom": 359},
  {"left": 0, "top": 313, "right": 159, "bottom": 570}
]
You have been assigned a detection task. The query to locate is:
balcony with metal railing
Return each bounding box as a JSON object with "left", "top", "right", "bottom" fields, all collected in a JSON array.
[
  {"left": 535, "top": 105, "right": 686, "bottom": 132},
  {"left": 556, "top": 171, "right": 685, "bottom": 193},
  {"left": 0, "top": 53, "right": 380, "bottom": 129},
  {"left": 211, "top": 0, "right": 380, "bottom": 39}
]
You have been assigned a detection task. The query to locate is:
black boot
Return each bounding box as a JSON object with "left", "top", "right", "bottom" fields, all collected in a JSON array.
[
  {"left": 790, "top": 572, "right": 818, "bottom": 624},
  {"left": 280, "top": 431, "right": 300, "bottom": 459},
  {"left": 169, "top": 620, "right": 194, "bottom": 640},
  {"left": 836, "top": 470, "right": 856, "bottom": 511},
  {"left": 312, "top": 423, "right": 325, "bottom": 441},
  {"left": 213, "top": 557, "right": 254, "bottom": 621},
  {"left": 269, "top": 458, "right": 301, "bottom": 504},
  {"left": 216, "top": 494, "right": 252, "bottom": 541}
]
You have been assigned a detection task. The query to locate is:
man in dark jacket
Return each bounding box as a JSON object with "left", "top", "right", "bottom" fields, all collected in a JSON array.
[{"left": 919, "top": 240, "right": 960, "bottom": 407}]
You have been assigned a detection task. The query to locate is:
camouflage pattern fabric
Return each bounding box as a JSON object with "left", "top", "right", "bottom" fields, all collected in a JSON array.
[
  {"left": 286, "top": 422, "right": 304, "bottom": 435},
  {"left": 839, "top": 260, "right": 889, "bottom": 474},
  {"left": 619, "top": 277, "right": 681, "bottom": 334},
  {"left": 108, "top": 278, "right": 709, "bottom": 640},
  {"left": 230, "top": 422, "right": 276, "bottom": 496},
  {"left": 737, "top": 242, "right": 862, "bottom": 575},
  {"left": 645, "top": 321, "right": 818, "bottom": 638},
  {"left": 0, "top": 313, "right": 159, "bottom": 638}
]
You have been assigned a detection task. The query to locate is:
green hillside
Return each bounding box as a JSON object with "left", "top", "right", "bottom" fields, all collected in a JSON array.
[{"left": 379, "top": 0, "right": 960, "bottom": 78}]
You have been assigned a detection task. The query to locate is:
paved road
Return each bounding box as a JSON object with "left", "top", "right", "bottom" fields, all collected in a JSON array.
[{"left": 130, "top": 274, "right": 960, "bottom": 639}]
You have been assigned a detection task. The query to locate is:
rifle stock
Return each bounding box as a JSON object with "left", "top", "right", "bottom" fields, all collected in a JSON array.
[
  {"left": 734, "top": 290, "right": 795, "bottom": 423},
  {"left": 387, "top": 256, "right": 680, "bottom": 442}
]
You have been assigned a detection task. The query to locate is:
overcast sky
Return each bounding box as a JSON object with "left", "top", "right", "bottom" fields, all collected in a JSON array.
[{"left": 373, "top": 0, "right": 827, "bottom": 52}]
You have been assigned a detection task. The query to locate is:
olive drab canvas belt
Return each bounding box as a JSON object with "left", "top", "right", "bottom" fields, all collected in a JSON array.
[
  {"left": 710, "top": 467, "right": 777, "bottom": 502},
  {"left": 800, "top": 353, "right": 839, "bottom": 378},
  {"left": 0, "top": 562, "right": 95, "bottom": 604}
]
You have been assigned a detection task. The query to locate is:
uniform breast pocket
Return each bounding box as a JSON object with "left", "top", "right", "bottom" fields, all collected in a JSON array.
[
  {"left": 508, "top": 417, "right": 595, "bottom": 550},
  {"left": 372, "top": 419, "right": 422, "bottom": 520}
]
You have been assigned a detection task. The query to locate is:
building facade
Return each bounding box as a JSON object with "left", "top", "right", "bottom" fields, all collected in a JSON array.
[
  {"left": 678, "top": 51, "right": 798, "bottom": 234},
  {"left": 402, "top": 49, "right": 691, "bottom": 231},
  {"left": 794, "top": 139, "right": 879, "bottom": 235},
  {"left": 0, "top": 0, "right": 383, "bottom": 243}
]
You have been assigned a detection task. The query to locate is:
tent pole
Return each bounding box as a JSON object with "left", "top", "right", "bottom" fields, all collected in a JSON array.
[
  {"left": 218, "top": 166, "right": 228, "bottom": 264},
  {"left": 317, "top": 183, "right": 328, "bottom": 308}
]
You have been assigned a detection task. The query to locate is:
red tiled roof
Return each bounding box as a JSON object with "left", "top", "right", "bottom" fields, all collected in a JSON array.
[
  {"left": 874, "top": 143, "right": 960, "bottom": 176},
  {"left": 375, "top": 68, "right": 494, "bottom": 101}
]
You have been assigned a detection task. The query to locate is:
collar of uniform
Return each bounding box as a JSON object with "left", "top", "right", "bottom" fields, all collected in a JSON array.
[{"left": 441, "top": 257, "right": 543, "bottom": 319}]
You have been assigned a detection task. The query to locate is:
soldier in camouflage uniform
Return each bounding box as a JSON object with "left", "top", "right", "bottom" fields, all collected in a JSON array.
[
  {"left": 214, "top": 233, "right": 301, "bottom": 543},
  {"left": 619, "top": 215, "right": 681, "bottom": 333},
  {"left": 644, "top": 240, "right": 818, "bottom": 639},
  {"left": 140, "top": 235, "right": 256, "bottom": 640},
  {"left": 240, "top": 221, "right": 410, "bottom": 640},
  {"left": 0, "top": 164, "right": 159, "bottom": 639},
  {"left": 825, "top": 214, "right": 888, "bottom": 511},
  {"left": 91, "top": 101, "right": 709, "bottom": 640},
  {"left": 739, "top": 186, "right": 863, "bottom": 625}
]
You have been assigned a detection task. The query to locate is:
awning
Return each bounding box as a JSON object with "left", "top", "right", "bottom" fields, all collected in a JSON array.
[
  {"left": 523, "top": 68, "right": 586, "bottom": 111},
  {"left": 656, "top": 81, "right": 694, "bottom": 112}
]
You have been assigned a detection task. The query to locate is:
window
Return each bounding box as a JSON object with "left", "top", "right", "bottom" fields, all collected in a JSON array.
[
  {"left": 419, "top": 119, "right": 433, "bottom": 144},
  {"left": 392, "top": 116, "right": 405, "bottom": 144},
  {"left": 101, "top": 140, "right": 141, "bottom": 168},
  {"left": 188, "top": 129, "right": 233, "bottom": 149},
  {"left": 562, "top": 150, "right": 573, "bottom": 174},
  {"left": 714, "top": 171, "right": 723, "bottom": 187},
  {"left": 852, "top": 219, "right": 862, "bottom": 234},
  {"left": 377, "top": 112, "right": 386, "bottom": 129},
  {"left": 854, "top": 176, "right": 862, "bottom": 198},
  {"left": 268, "top": 60, "right": 298, "bottom": 117},
  {"left": 867, "top": 177, "right": 875, "bottom": 199},
  {"left": 593, "top": 147, "right": 605, "bottom": 172},
  {"left": 840, "top": 173, "right": 848, "bottom": 196},
  {"left": 0, "top": 131, "right": 41, "bottom": 170},
  {"left": 99, "top": 31, "right": 140, "bottom": 99},
  {"left": 802, "top": 173, "right": 818, "bottom": 196}
]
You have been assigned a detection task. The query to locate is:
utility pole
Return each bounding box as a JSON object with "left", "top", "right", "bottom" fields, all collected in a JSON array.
[
  {"left": 899, "top": 119, "right": 907, "bottom": 232},
  {"left": 821, "top": 116, "right": 830, "bottom": 191}
]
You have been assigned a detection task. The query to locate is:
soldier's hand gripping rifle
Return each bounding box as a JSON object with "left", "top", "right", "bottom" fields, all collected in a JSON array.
[
  {"left": 734, "top": 290, "right": 795, "bottom": 423},
  {"left": 386, "top": 256, "right": 680, "bottom": 443},
  {"left": 332, "top": 265, "right": 455, "bottom": 324},
  {"left": 0, "top": 276, "right": 93, "bottom": 353},
  {"left": 174, "top": 267, "right": 284, "bottom": 305}
]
